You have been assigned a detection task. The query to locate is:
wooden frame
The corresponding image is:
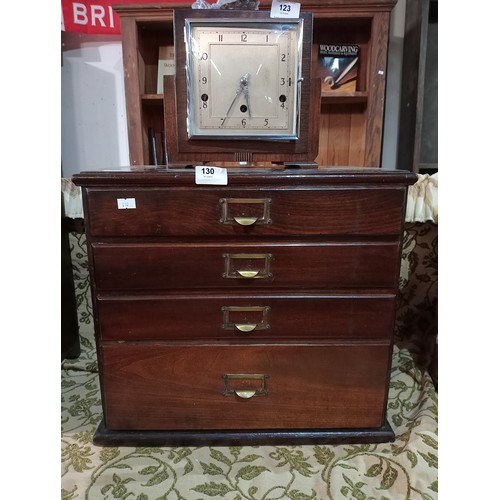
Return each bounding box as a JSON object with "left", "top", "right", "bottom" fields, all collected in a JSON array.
[{"left": 164, "top": 9, "right": 319, "bottom": 166}]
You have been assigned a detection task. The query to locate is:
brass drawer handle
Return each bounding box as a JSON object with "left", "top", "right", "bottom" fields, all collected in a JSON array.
[
  {"left": 220, "top": 198, "right": 272, "bottom": 226},
  {"left": 233, "top": 216, "right": 259, "bottom": 226},
  {"left": 235, "top": 390, "right": 257, "bottom": 399},
  {"left": 235, "top": 323, "right": 257, "bottom": 332},
  {"left": 236, "top": 270, "right": 259, "bottom": 278},
  {"left": 223, "top": 253, "right": 273, "bottom": 279},
  {"left": 222, "top": 306, "right": 271, "bottom": 333},
  {"left": 222, "top": 374, "right": 269, "bottom": 399}
]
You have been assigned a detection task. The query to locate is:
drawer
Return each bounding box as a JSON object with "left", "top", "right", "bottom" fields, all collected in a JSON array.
[
  {"left": 101, "top": 343, "right": 391, "bottom": 430},
  {"left": 98, "top": 293, "right": 396, "bottom": 341},
  {"left": 92, "top": 241, "right": 401, "bottom": 290},
  {"left": 84, "top": 187, "right": 407, "bottom": 237}
]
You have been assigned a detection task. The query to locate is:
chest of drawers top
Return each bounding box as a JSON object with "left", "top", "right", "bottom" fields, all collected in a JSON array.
[
  {"left": 73, "top": 166, "right": 416, "bottom": 238},
  {"left": 73, "top": 166, "right": 416, "bottom": 190}
]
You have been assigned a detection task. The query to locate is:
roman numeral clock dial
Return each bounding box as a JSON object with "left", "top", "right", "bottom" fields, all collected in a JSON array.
[{"left": 185, "top": 18, "right": 303, "bottom": 140}]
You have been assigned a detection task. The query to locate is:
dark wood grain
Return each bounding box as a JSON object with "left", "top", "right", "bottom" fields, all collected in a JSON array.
[
  {"left": 73, "top": 166, "right": 417, "bottom": 186},
  {"left": 100, "top": 343, "right": 391, "bottom": 430},
  {"left": 98, "top": 293, "right": 396, "bottom": 341},
  {"left": 84, "top": 186, "right": 407, "bottom": 237},
  {"left": 92, "top": 240, "right": 401, "bottom": 290}
]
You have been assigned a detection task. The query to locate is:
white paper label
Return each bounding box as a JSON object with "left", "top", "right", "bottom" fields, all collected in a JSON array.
[
  {"left": 195, "top": 166, "right": 228, "bottom": 185},
  {"left": 270, "top": 0, "right": 300, "bottom": 18},
  {"left": 117, "top": 198, "right": 136, "bottom": 209}
]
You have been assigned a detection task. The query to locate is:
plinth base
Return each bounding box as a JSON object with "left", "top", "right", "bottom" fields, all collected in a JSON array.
[{"left": 93, "top": 420, "right": 395, "bottom": 447}]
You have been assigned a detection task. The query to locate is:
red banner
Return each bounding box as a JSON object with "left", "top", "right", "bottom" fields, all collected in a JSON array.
[{"left": 61, "top": 0, "right": 199, "bottom": 34}]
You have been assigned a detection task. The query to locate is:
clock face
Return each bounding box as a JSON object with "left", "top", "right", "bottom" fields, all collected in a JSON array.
[{"left": 185, "top": 19, "right": 303, "bottom": 140}]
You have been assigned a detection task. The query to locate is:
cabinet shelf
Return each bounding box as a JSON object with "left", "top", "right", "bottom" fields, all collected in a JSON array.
[
  {"left": 321, "top": 91, "right": 368, "bottom": 104},
  {"left": 141, "top": 94, "right": 164, "bottom": 105}
]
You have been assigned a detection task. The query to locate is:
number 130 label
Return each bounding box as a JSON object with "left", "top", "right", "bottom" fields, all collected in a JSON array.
[
  {"left": 195, "top": 166, "right": 228, "bottom": 185},
  {"left": 270, "top": 0, "right": 301, "bottom": 18}
]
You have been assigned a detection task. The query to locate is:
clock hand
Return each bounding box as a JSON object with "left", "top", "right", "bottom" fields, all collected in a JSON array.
[
  {"left": 221, "top": 88, "right": 242, "bottom": 126},
  {"left": 221, "top": 73, "right": 250, "bottom": 126},
  {"left": 241, "top": 73, "right": 251, "bottom": 118}
]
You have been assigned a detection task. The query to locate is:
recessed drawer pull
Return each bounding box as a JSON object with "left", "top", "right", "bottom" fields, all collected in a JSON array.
[
  {"left": 220, "top": 198, "right": 272, "bottom": 226},
  {"left": 222, "top": 374, "right": 269, "bottom": 399},
  {"left": 235, "top": 389, "right": 256, "bottom": 399},
  {"left": 236, "top": 270, "right": 260, "bottom": 278},
  {"left": 233, "top": 216, "right": 259, "bottom": 226},
  {"left": 222, "top": 306, "right": 271, "bottom": 332},
  {"left": 223, "top": 253, "right": 273, "bottom": 279},
  {"left": 235, "top": 323, "right": 257, "bottom": 332}
]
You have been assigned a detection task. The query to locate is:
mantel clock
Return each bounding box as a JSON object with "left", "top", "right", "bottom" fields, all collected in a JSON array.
[
  {"left": 164, "top": 8, "right": 319, "bottom": 165},
  {"left": 185, "top": 16, "right": 302, "bottom": 140}
]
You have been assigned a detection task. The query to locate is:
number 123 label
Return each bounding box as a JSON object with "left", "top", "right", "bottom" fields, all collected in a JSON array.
[{"left": 270, "top": 0, "right": 300, "bottom": 18}]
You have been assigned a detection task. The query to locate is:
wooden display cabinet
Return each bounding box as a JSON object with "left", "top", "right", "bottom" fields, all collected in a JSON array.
[{"left": 114, "top": 0, "right": 397, "bottom": 167}]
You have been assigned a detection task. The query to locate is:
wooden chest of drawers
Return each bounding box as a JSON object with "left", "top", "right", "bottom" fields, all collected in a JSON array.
[{"left": 73, "top": 166, "right": 416, "bottom": 446}]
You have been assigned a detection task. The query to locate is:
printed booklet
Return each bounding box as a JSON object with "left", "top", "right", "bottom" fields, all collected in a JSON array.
[{"left": 317, "top": 44, "right": 359, "bottom": 92}]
